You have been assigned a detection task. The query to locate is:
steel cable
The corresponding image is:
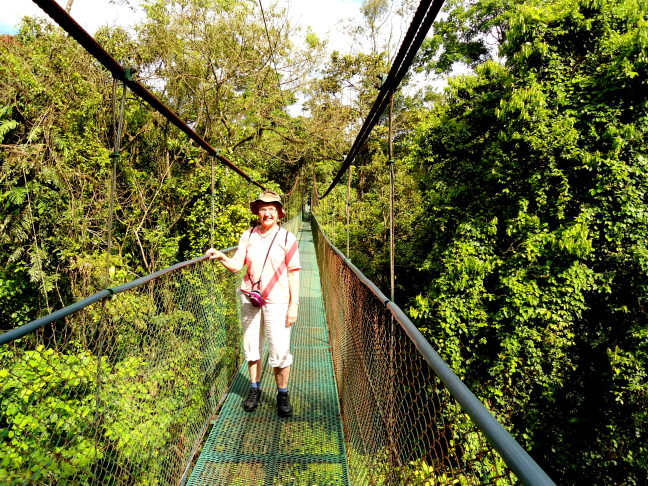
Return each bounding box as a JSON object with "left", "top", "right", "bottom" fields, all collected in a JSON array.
[
  {"left": 31, "top": 0, "right": 266, "bottom": 190},
  {"left": 320, "top": 0, "right": 446, "bottom": 199}
]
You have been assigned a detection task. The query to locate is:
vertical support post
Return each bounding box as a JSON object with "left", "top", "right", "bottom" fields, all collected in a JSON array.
[
  {"left": 326, "top": 181, "right": 333, "bottom": 239},
  {"left": 312, "top": 173, "right": 318, "bottom": 213},
  {"left": 387, "top": 89, "right": 398, "bottom": 478},
  {"left": 107, "top": 153, "right": 117, "bottom": 273},
  {"left": 107, "top": 78, "right": 127, "bottom": 282},
  {"left": 299, "top": 169, "right": 304, "bottom": 214},
  {"left": 210, "top": 155, "right": 215, "bottom": 249},
  {"left": 346, "top": 163, "right": 352, "bottom": 258},
  {"left": 387, "top": 92, "right": 395, "bottom": 303}
]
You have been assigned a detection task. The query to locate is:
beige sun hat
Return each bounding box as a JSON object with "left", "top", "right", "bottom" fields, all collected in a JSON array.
[{"left": 249, "top": 190, "right": 286, "bottom": 218}]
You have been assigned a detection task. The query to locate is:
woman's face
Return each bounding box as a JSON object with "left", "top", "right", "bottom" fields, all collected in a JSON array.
[{"left": 257, "top": 203, "right": 280, "bottom": 229}]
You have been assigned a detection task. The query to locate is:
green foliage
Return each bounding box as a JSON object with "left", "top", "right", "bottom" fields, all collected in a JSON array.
[
  {"left": 416, "top": 0, "right": 526, "bottom": 74},
  {"left": 0, "top": 105, "right": 18, "bottom": 144},
  {"left": 0, "top": 264, "right": 38, "bottom": 329},
  {"left": 2, "top": 0, "right": 647, "bottom": 483},
  {"left": 407, "top": 0, "right": 648, "bottom": 483},
  {"left": 0, "top": 345, "right": 99, "bottom": 484},
  {"left": 0, "top": 8, "right": 304, "bottom": 319},
  {"left": 1, "top": 343, "right": 206, "bottom": 484},
  {"left": 0, "top": 4, "right": 306, "bottom": 483},
  {"left": 0, "top": 259, "right": 242, "bottom": 484}
]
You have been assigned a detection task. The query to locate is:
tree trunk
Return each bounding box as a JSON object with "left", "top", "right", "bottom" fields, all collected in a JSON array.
[{"left": 65, "top": 0, "right": 74, "bottom": 13}]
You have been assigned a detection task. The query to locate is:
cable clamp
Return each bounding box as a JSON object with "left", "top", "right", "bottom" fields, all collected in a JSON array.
[{"left": 376, "top": 74, "right": 388, "bottom": 89}]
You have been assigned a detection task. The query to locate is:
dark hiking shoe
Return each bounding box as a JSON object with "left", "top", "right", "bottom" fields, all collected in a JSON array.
[
  {"left": 243, "top": 388, "right": 261, "bottom": 412},
  {"left": 276, "top": 391, "right": 293, "bottom": 418}
]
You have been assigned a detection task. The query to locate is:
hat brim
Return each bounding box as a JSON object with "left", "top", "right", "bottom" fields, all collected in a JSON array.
[{"left": 250, "top": 200, "right": 286, "bottom": 218}]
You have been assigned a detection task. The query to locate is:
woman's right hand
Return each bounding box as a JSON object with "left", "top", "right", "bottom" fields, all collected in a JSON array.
[{"left": 206, "top": 248, "right": 225, "bottom": 261}]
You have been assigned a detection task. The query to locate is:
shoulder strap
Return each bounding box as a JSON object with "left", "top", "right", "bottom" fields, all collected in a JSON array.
[{"left": 251, "top": 228, "right": 281, "bottom": 289}]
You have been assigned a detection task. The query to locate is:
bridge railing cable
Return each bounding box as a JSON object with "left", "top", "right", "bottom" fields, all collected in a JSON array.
[
  {"left": 311, "top": 214, "right": 555, "bottom": 486},
  {"left": 320, "top": 0, "right": 445, "bottom": 199},
  {"left": 0, "top": 250, "right": 242, "bottom": 485},
  {"left": 31, "top": 0, "right": 266, "bottom": 191}
]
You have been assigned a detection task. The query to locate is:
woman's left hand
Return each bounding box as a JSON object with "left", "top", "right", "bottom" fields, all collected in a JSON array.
[{"left": 286, "top": 304, "right": 298, "bottom": 328}]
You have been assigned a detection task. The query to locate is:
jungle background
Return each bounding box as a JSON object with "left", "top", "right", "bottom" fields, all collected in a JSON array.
[{"left": 1, "top": 0, "right": 646, "bottom": 484}]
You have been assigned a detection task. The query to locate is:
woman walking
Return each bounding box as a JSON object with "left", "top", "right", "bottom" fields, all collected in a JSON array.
[{"left": 206, "top": 190, "right": 300, "bottom": 417}]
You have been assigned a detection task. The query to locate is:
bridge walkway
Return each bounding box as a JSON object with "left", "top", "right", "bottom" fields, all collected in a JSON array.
[{"left": 187, "top": 221, "right": 350, "bottom": 485}]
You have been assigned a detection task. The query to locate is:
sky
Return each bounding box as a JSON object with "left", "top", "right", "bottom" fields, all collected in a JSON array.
[{"left": 1, "top": 0, "right": 366, "bottom": 54}]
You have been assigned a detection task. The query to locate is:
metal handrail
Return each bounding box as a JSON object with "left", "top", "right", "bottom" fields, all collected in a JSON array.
[
  {"left": 311, "top": 215, "right": 555, "bottom": 486},
  {"left": 1, "top": 208, "right": 304, "bottom": 346},
  {"left": 0, "top": 248, "right": 236, "bottom": 346}
]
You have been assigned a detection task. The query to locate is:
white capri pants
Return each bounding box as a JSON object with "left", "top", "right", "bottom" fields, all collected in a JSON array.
[{"left": 240, "top": 292, "right": 293, "bottom": 368}]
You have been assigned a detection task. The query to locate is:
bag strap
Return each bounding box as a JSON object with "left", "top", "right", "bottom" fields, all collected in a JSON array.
[{"left": 251, "top": 227, "right": 281, "bottom": 290}]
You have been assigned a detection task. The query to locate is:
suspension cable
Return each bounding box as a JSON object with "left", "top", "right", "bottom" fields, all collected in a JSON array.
[
  {"left": 284, "top": 172, "right": 301, "bottom": 197},
  {"left": 346, "top": 163, "right": 352, "bottom": 258},
  {"left": 210, "top": 156, "right": 215, "bottom": 249},
  {"left": 320, "top": 0, "right": 445, "bottom": 198},
  {"left": 107, "top": 79, "right": 126, "bottom": 279},
  {"left": 387, "top": 92, "right": 395, "bottom": 304},
  {"left": 32, "top": 0, "right": 266, "bottom": 190}
]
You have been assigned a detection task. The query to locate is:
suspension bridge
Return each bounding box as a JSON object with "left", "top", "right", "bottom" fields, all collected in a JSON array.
[
  {"left": 1, "top": 0, "right": 557, "bottom": 484},
  {"left": 0, "top": 210, "right": 554, "bottom": 485}
]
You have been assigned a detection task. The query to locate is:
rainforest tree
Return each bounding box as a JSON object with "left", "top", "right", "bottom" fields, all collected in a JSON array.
[
  {"left": 409, "top": 0, "right": 647, "bottom": 483},
  {"left": 0, "top": 0, "right": 320, "bottom": 325}
]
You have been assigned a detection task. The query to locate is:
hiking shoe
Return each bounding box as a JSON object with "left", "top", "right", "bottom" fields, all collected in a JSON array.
[
  {"left": 276, "top": 391, "right": 293, "bottom": 418},
  {"left": 243, "top": 388, "right": 261, "bottom": 412}
]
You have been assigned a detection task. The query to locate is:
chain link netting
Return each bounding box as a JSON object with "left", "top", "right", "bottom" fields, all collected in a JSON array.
[
  {"left": 1, "top": 259, "right": 242, "bottom": 485},
  {"left": 1, "top": 174, "right": 545, "bottom": 485},
  {"left": 311, "top": 214, "right": 518, "bottom": 485},
  {"left": 281, "top": 173, "right": 304, "bottom": 238}
]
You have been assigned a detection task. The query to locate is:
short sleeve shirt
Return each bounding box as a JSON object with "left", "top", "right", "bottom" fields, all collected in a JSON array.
[{"left": 231, "top": 226, "right": 301, "bottom": 304}]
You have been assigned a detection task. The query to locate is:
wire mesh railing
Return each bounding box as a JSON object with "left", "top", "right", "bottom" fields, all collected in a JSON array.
[
  {"left": 0, "top": 254, "right": 242, "bottom": 485},
  {"left": 283, "top": 208, "right": 303, "bottom": 240},
  {"left": 310, "top": 214, "right": 554, "bottom": 486},
  {"left": 0, "top": 199, "right": 553, "bottom": 485}
]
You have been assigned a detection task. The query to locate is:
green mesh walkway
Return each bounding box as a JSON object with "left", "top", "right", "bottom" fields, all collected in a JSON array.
[{"left": 187, "top": 222, "right": 350, "bottom": 485}]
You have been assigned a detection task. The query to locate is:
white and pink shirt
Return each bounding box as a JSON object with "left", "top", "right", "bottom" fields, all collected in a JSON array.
[{"left": 231, "top": 226, "right": 301, "bottom": 304}]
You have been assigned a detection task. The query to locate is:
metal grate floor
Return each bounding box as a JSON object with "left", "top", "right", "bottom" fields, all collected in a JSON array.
[{"left": 187, "top": 222, "right": 350, "bottom": 485}]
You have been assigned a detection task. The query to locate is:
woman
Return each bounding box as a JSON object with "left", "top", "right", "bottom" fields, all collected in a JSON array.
[{"left": 206, "top": 190, "right": 300, "bottom": 418}]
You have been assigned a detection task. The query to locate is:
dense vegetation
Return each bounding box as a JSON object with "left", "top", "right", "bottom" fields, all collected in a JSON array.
[
  {"left": 0, "top": 0, "right": 322, "bottom": 325},
  {"left": 1, "top": 0, "right": 646, "bottom": 484},
  {"left": 405, "top": 1, "right": 647, "bottom": 483},
  {"left": 318, "top": 0, "right": 647, "bottom": 483}
]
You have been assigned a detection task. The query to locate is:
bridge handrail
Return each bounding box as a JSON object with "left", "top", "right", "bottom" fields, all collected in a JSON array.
[
  {"left": 0, "top": 207, "right": 304, "bottom": 347},
  {"left": 0, "top": 247, "right": 236, "bottom": 347},
  {"left": 312, "top": 215, "right": 556, "bottom": 486}
]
